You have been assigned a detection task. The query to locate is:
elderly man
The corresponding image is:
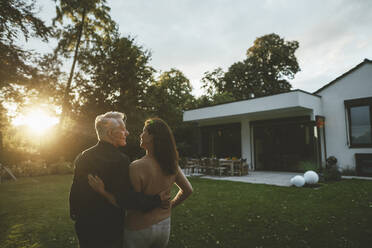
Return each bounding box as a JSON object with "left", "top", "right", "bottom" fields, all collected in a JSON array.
[{"left": 69, "top": 112, "right": 166, "bottom": 248}]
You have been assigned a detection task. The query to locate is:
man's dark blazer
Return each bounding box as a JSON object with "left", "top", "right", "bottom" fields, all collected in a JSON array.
[{"left": 69, "top": 141, "right": 160, "bottom": 246}]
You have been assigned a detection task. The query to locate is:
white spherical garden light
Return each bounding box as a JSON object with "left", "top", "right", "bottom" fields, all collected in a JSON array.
[
  {"left": 291, "top": 175, "right": 305, "bottom": 187},
  {"left": 304, "top": 170, "right": 319, "bottom": 184}
]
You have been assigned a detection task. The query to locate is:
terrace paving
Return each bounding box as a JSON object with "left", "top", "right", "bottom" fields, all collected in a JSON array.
[
  {"left": 200, "top": 171, "right": 299, "bottom": 187},
  {"left": 186, "top": 171, "right": 372, "bottom": 187}
]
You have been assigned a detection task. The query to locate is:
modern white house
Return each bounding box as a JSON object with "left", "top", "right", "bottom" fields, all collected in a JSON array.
[{"left": 183, "top": 59, "right": 372, "bottom": 176}]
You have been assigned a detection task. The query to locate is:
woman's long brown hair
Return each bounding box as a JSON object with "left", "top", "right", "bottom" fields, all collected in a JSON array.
[{"left": 144, "top": 118, "right": 179, "bottom": 175}]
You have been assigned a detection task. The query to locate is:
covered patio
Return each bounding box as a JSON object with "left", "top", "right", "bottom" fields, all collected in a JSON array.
[{"left": 183, "top": 90, "right": 327, "bottom": 172}]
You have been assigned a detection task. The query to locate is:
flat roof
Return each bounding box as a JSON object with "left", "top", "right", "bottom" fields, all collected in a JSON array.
[{"left": 184, "top": 90, "right": 322, "bottom": 122}]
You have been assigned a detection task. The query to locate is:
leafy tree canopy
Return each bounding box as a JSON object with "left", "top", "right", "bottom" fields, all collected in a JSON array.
[
  {"left": 146, "top": 68, "right": 194, "bottom": 127},
  {"left": 53, "top": 0, "right": 115, "bottom": 127},
  {"left": 75, "top": 33, "right": 154, "bottom": 119},
  {"left": 53, "top": 0, "right": 115, "bottom": 58},
  {"left": 244, "top": 33, "right": 300, "bottom": 96},
  {"left": 202, "top": 33, "right": 300, "bottom": 102},
  {"left": 66, "top": 33, "right": 154, "bottom": 159},
  {"left": 145, "top": 68, "right": 196, "bottom": 157},
  {"left": 0, "top": 0, "right": 51, "bottom": 88}
]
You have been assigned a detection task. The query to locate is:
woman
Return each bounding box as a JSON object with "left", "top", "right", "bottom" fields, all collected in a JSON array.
[{"left": 88, "top": 118, "right": 193, "bottom": 248}]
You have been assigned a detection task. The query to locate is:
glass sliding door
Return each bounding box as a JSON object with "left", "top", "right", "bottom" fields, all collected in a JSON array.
[
  {"left": 252, "top": 116, "right": 318, "bottom": 172},
  {"left": 201, "top": 123, "right": 241, "bottom": 158}
]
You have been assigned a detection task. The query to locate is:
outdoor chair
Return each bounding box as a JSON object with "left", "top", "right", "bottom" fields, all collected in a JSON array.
[
  {"left": 190, "top": 158, "right": 202, "bottom": 174},
  {"left": 212, "top": 158, "right": 228, "bottom": 176},
  {"left": 184, "top": 158, "right": 199, "bottom": 176},
  {"left": 218, "top": 159, "right": 234, "bottom": 176},
  {"left": 196, "top": 158, "right": 209, "bottom": 175},
  {"left": 232, "top": 159, "right": 249, "bottom": 176},
  {"left": 208, "top": 158, "right": 226, "bottom": 176},
  {"left": 203, "top": 158, "right": 215, "bottom": 175}
]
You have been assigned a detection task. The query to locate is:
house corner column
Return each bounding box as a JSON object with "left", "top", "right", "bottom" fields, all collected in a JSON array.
[{"left": 241, "top": 119, "right": 252, "bottom": 169}]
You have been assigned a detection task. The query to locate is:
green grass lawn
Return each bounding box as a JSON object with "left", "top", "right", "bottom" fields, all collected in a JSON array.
[{"left": 1, "top": 175, "right": 372, "bottom": 248}]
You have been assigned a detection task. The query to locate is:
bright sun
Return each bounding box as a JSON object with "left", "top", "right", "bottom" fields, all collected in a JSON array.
[{"left": 12, "top": 108, "right": 60, "bottom": 134}]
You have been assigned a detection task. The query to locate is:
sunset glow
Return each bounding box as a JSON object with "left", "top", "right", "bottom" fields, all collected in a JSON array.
[{"left": 12, "top": 108, "right": 59, "bottom": 134}]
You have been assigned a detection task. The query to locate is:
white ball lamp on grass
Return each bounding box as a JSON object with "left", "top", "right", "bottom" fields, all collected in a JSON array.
[
  {"left": 291, "top": 175, "right": 305, "bottom": 187},
  {"left": 304, "top": 170, "right": 319, "bottom": 184}
]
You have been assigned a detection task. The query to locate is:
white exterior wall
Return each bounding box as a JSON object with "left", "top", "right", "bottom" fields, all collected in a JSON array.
[
  {"left": 184, "top": 91, "right": 322, "bottom": 168},
  {"left": 241, "top": 119, "right": 251, "bottom": 168},
  {"left": 298, "top": 92, "right": 323, "bottom": 120},
  {"left": 317, "top": 63, "right": 372, "bottom": 170}
]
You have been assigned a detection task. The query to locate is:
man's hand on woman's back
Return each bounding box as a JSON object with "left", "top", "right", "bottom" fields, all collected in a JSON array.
[{"left": 159, "top": 188, "right": 171, "bottom": 209}]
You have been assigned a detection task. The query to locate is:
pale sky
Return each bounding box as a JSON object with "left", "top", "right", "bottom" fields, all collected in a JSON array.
[{"left": 31, "top": 0, "right": 372, "bottom": 97}]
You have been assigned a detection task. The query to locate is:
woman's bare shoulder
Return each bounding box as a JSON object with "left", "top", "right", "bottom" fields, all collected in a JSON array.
[{"left": 130, "top": 157, "right": 149, "bottom": 168}]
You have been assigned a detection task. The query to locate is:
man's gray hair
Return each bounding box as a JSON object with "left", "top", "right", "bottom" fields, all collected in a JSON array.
[{"left": 95, "top": 111, "right": 127, "bottom": 141}]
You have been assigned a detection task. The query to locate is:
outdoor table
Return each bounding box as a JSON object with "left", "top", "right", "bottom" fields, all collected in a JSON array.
[{"left": 219, "top": 159, "right": 241, "bottom": 176}]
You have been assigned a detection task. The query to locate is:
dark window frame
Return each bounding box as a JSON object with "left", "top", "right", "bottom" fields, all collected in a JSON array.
[{"left": 344, "top": 97, "right": 372, "bottom": 148}]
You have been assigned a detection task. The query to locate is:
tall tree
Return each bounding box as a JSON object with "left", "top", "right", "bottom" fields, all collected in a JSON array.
[
  {"left": 53, "top": 0, "right": 115, "bottom": 127},
  {"left": 75, "top": 33, "right": 154, "bottom": 119},
  {"left": 223, "top": 61, "right": 259, "bottom": 99},
  {"left": 67, "top": 34, "right": 154, "bottom": 159},
  {"left": 198, "top": 68, "right": 236, "bottom": 107},
  {"left": 0, "top": 0, "right": 51, "bottom": 88},
  {"left": 0, "top": 104, "right": 7, "bottom": 158},
  {"left": 146, "top": 69, "right": 194, "bottom": 127},
  {"left": 201, "top": 68, "right": 225, "bottom": 98},
  {"left": 1, "top": 53, "right": 65, "bottom": 118},
  {"left": 244, "top": 33, "right": 300, "bottom": 96},
  {"left": 203, "top": 33, "right": 300, "bottom": 100},
  {"left": 145, "top": 69, "right": 196, "bottom": 156},
  {"left": 0, "top": 0, "right": 51, "bottom": 160},
  {"left": 0, "top": 54, "right": 65, "bottom": 164}
]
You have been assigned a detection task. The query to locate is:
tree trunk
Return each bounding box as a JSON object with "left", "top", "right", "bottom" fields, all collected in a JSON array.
[
  {"left": 59, "top": 8, "right": 86, "bottom": 129},
  {"left": 0, "top": 130, "right": 3, "bottom": 162}
]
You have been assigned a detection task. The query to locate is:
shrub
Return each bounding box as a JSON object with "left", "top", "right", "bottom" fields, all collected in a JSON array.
[
  {"left": 5, "top": 159, "right": 46, "bottom": 178},
  {"left": 3, "top": 158, "right": 73, "bottom": 179},
  {"left": 323, "top": 156, "right": 341, "bottom": 181},
  {"left": 48, "top": 159, "right": 73, "bottom": 175},
  {"left": 0, "top": 148, "right": 39, "bottom": 167}
]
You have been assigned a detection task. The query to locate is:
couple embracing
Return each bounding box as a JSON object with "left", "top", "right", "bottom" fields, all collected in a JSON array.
[{"left": 69, "top": 112, "right": 193, "bottom": 248}]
